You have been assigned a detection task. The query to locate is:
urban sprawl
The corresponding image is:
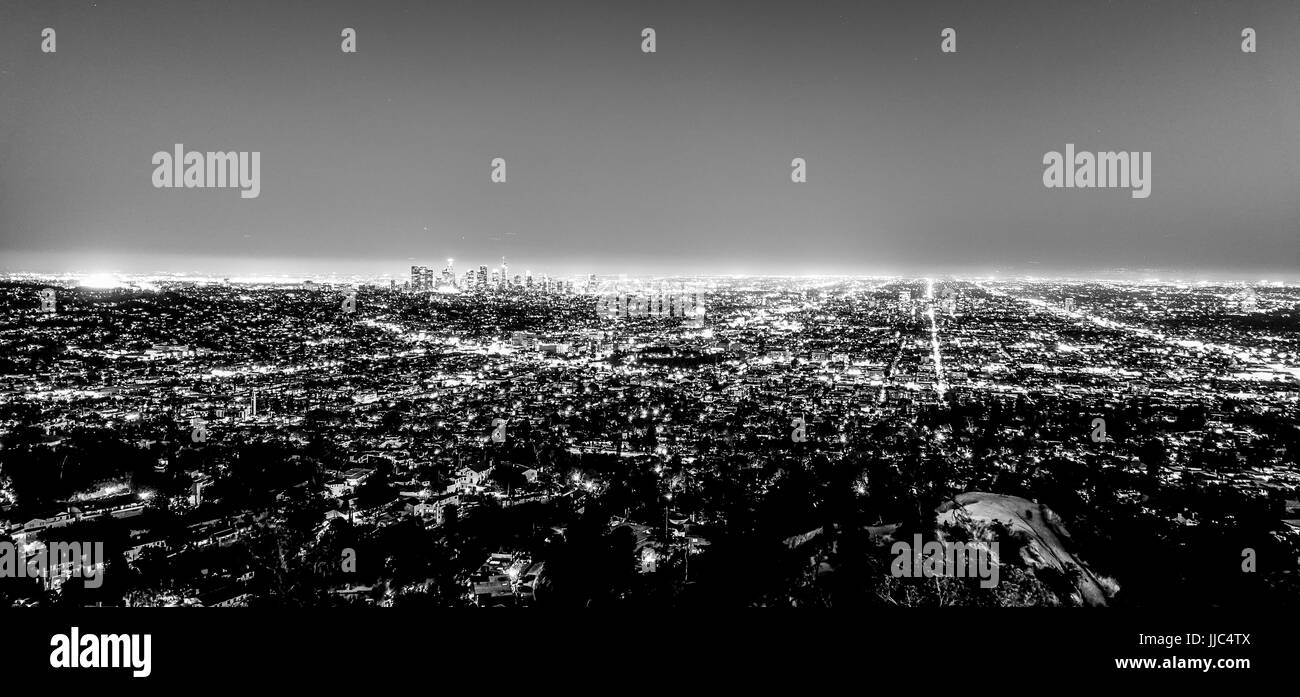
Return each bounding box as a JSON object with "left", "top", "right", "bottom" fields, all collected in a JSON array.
[{"left": 1, "top": 265, "right": 1298, "bottom": 608}]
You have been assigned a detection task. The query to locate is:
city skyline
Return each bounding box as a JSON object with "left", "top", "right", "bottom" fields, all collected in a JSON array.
[
  {"left": 6, "top": 262, "right": 1300, "bottom": 286},
  {"left": 3, "top": 0, "right": 1299, "bottom": 679}
]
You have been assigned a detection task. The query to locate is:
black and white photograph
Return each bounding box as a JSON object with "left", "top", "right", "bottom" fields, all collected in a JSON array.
[{"left": 0, "top": 0, "right": 1296, "bottom": 683}]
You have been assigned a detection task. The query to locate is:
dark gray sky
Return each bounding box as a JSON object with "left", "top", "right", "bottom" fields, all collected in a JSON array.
[{"left": 1, "top": 0, "right": 1297, "bottom": 279}]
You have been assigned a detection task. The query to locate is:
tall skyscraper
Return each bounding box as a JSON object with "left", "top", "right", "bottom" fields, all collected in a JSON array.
[{"left": 410, "top": 265, "right": 434, "bottom": 292}]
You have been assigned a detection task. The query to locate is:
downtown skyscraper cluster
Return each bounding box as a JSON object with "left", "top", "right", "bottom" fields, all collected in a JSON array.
[{"left": 408, "top": 257, "right": 580, "bottom": 294}]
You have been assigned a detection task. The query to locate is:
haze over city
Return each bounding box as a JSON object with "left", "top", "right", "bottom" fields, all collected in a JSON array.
[{"left": 2, "top": 0, "right": 1297, "bottom": 279}]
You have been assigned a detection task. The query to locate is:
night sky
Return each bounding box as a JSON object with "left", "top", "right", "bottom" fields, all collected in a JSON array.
[{"left": 1, "top": 0, "right": 1297, "bottom": 279}]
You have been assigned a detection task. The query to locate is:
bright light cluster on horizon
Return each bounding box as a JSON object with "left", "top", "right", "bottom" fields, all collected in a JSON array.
[
  {"left": 78, "top": 273, "right": 127, "bottom": 289},
  {"left": 0, "top": 270, "right": 1293, "bottom": 287}
]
